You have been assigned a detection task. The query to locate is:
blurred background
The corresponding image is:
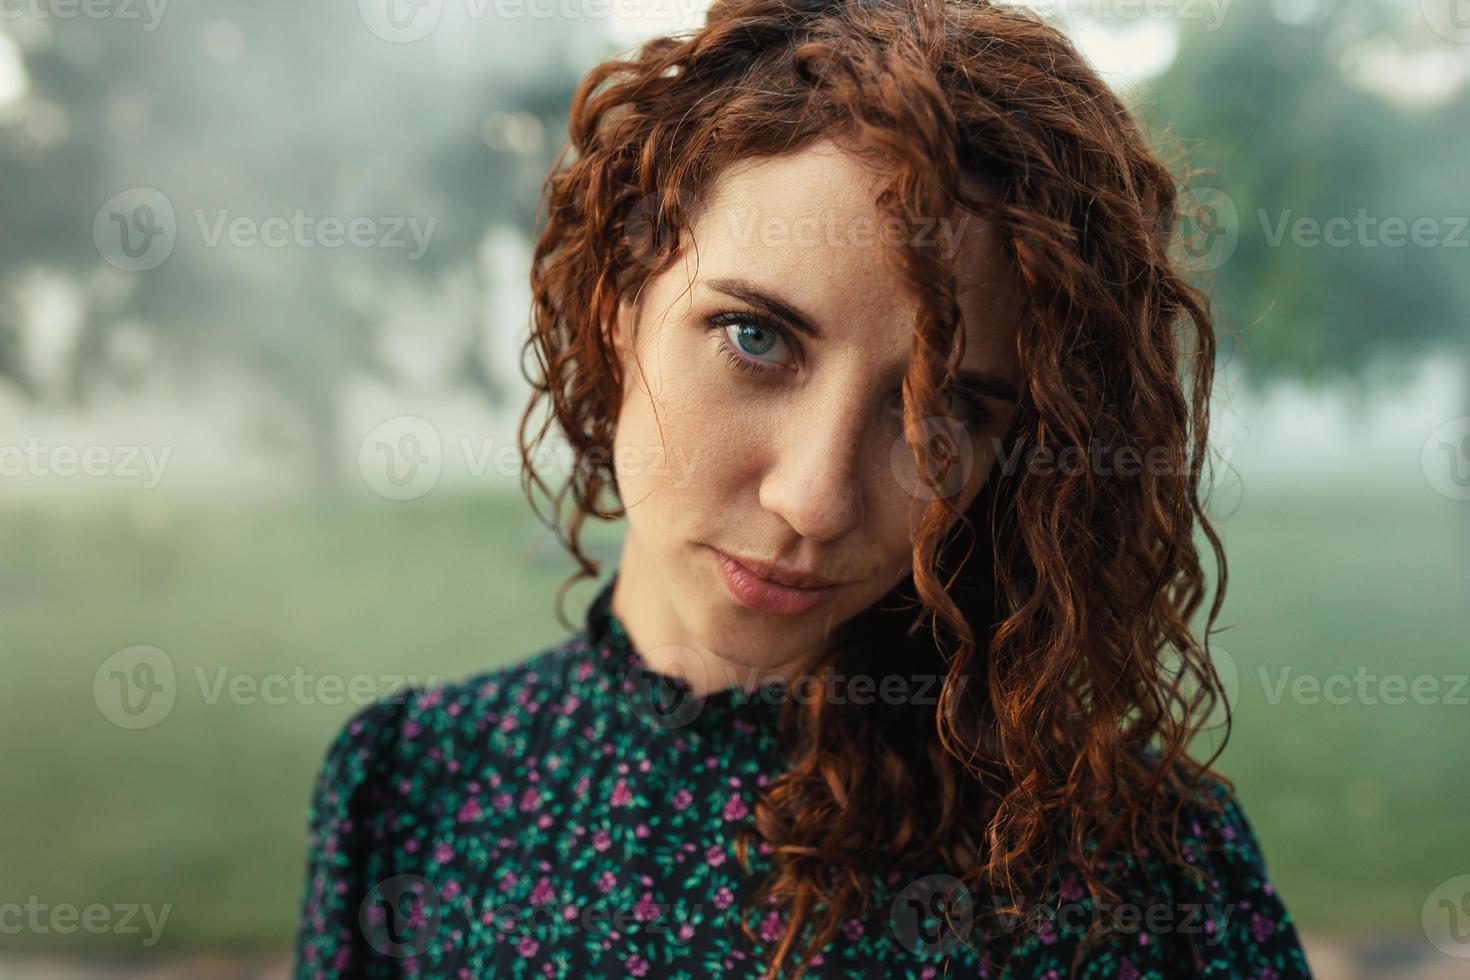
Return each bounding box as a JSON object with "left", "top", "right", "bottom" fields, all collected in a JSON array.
[{"left": 1, "top": 0, "right": 1467, "bottom": 977}]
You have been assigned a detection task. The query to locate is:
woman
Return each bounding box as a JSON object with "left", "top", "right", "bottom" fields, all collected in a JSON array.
[{"left": 293, "top": 0, "right": 1311, "bottom": 976}]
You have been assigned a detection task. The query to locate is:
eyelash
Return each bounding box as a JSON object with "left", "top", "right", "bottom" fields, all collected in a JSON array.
[
  {"left": 705, "top": 309, "right": 793, "bottom": 377},
  {"left": 702, "top": 308, "right": 994, "bottom": 427}
]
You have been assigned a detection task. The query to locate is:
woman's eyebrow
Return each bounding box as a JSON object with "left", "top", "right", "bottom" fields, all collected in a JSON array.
[
  {"left": 706, "top": 275, "right": 1019, "bottom": 403},
  {"left": 705, "top": 277, "right": 823, "bottom": 340}
]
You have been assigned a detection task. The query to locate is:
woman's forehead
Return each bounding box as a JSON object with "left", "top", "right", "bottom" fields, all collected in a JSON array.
[{"left": 652, "top": 142, "right": 1020, "bottom": 366}]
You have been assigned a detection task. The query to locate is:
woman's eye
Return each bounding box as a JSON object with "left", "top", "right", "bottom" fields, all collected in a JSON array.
[
  {"left": 890, "top": 387, "right": 992, "bottom": 428},
  {"left": 706, "top": 312, "right": 795, "bottom": 373},
  {"left": 727, "top": 322, "right": 782, "bottom": 360}
]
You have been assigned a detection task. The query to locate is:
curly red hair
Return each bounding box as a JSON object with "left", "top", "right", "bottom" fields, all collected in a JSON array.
[{"left": 519, "top": 0, "right": 1232, "bottom": 975}]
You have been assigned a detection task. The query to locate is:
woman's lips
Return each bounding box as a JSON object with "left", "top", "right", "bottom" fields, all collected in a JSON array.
[{"left": 710, "top": 548, "right": 844, "bottom": 617}]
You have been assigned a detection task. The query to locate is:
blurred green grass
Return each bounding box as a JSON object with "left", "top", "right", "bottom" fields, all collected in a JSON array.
[{"left": 1, "top": 488, "right": 1465, "bottom": 952}]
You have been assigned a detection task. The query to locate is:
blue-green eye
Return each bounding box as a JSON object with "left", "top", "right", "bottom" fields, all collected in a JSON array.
[
  {"left": 729, "top": 322, "right": 778, "bottom": 357},
  {"left": 706, "top": 311, "right": 794, "bottom": 372}
]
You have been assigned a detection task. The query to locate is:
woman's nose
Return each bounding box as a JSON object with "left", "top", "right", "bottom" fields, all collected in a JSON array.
[{"left": 756, "top": 396, "right": 868, "bottom": 543}]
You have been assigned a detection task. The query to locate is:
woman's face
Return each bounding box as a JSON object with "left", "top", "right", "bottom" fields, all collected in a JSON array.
[{"left": 608, "top": 137, "right": 1023, "bottom": 690}]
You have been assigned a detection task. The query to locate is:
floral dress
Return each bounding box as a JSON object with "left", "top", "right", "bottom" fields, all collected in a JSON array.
[{"left": 292, "top": 573, "right": 1312, "bottom": 978}]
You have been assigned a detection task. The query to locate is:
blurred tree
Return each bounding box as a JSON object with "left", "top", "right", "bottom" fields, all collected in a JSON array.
[
  {"left": 4, "top": 0, "right": 1465, "bottom": 485},
  {"left": 1142, "top": 0, "right": 1470, "bottom": 389},
  {"left": 0, "top": 3, "right": 603, "bottom": 490}
]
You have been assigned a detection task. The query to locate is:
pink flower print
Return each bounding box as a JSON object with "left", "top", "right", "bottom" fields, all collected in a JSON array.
[
  {"left": 634, "top": 892, "right": 660, "bottom": 922},
  {"left": 705, "top": 844, "right": 726, "bottom": 867},
  {"left": 530, "top": 877, "right": 555, "bottom": 905},
  {"left": 1251, "top": 912, "right": 1275, "bottom": 943},
  {"left": 759, "top": 909, "right": 785, "bottom": 943},
  {"left": 434, "top": 843, "right": 454, "bottom": 864},
  {"left": 714, "top": 887, "right": 734, "bottom": 910},
  {"left": 722, "top": 793, "right": 748, "bottom": 821},
  {"left": 592, "top": 828, "right": 612, "bottom": 852},
  {"left": 455, "top": 798, "right": 482, "bottom": 823},
  {"left": 493, "top": 792, "right": 513, "bottom": 812},
  {"left": 519, "top": 787, "right": 542, "bottom": 811},
  {"left": 673, "top": 789, "right": 693, "bottom": 811},
  {"left": 597, "top": 870, "right": 617, "bottom": 893},
  {"left": 842, "top": 918, "right": 864, "bottom": 940},
  {"left": 517, "top": 936, "right": 538, "bottom": 957},
  {"left": 611, "top": 779, "right": 633, "bottom": 807},
  {"left": 626, "top": 954, "right": 649, "bottom": 976}
]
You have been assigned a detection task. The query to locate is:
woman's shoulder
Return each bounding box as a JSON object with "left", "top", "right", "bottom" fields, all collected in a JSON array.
[
  {"left": 294, "top": 632, "right": 602, "bottom": 970},
  {"left": 306, "top": 631, "right": 599, "bottom": 800},
  {"left": 1007, "top": 764, "right": 1311, "bottom": 978}
]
